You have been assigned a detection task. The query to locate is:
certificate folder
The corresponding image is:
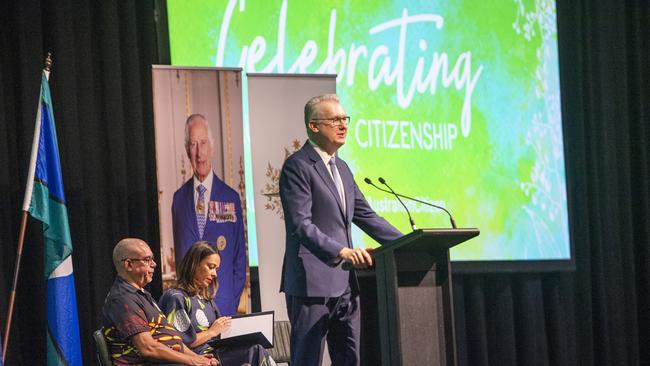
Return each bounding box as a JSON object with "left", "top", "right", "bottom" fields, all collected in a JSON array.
[{"left": 209, "top": 310, "right": 274, "bottom": 349}]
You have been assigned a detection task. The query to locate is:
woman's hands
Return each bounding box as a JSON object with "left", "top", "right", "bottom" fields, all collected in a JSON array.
[
  {"left": 188, "top": 315, "right": 233, "bottom": 348},
  {"left": 207, "top": 316, "right": 232, "bottom": 337}
]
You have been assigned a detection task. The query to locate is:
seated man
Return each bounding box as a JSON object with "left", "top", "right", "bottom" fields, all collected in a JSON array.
[{"left": 102, "top": 238, "right": 218, "bottom": 365}]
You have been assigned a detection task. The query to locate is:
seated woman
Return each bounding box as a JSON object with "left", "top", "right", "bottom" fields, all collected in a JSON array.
[{"left": 159, "top": 241, "right": 274, "bottom": 365}]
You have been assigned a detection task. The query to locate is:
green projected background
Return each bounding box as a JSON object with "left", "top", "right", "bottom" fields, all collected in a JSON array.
[{"left": 168, "top": 0, "right": 570, "bottom": 264}]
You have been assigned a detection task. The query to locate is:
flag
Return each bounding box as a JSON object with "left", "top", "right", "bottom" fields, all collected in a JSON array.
[{"left": 22, "top": 72, "right": 83, "bottom": 366}]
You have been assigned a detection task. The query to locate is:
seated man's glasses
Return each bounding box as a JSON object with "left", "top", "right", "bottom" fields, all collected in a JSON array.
[
  {"left": 311, "top": 116, "right": 351, "bottom": 127},
  {"left": 122, "top": 256, "right": 155, "bottom": 265}
]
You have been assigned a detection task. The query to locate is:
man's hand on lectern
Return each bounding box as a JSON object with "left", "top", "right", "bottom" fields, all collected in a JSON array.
[{"left": 339, "top": 247, "right": 373, "bottom": 269}]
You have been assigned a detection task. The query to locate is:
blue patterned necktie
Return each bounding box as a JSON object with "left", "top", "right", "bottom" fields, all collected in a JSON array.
[
  {"left": 196, "top": 184, "right": 207, "bottom": 238},
  {"left": 328, "top": 157, "right": 345, "bottom": 209}
]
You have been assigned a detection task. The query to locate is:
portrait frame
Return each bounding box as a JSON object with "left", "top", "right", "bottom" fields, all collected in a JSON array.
[{"left": 151, "top": 66, "right": 249, "bottom": 311}]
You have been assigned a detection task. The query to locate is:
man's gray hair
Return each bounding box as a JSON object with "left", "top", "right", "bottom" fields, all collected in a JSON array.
[
  {"left": 112, "top": 238, "right": 143, "bottom": 272},
  {"left": 184, "top": 113, "right": 215, "bottom": 152},
  {"left": 304, "top": 94, "right": 340, "bottom": 126}
]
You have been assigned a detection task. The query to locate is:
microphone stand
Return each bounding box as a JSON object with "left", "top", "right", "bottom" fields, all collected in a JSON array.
[{"left": 365, "top": 178, "right": 457, "bottom": 229}]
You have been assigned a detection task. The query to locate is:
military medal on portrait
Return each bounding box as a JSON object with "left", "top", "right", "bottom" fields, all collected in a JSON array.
[{"left": 208, "top": 201, "right": 237, "bottom": 223}]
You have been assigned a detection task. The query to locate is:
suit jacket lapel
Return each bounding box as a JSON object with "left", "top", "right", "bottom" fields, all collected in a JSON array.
[
  {"left": 184, "top": 181, "right": 201, "bottom": 239},
  {"left": 203, "top": 173, "right": 219, "bottom": 238},
  {"left": 304, "top": 143, "right": 346, "bottom": 218},
  {"left": 336, "top": 159, "right": 354, "bottom": 222}
]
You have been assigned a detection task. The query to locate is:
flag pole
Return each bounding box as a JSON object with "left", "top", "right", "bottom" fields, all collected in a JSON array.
[
  {"left": 2, "top": 53, "right": 53, "bottom": 364},
  {"left": 2, "top": 212, "right": 28, "bottom": 364}
]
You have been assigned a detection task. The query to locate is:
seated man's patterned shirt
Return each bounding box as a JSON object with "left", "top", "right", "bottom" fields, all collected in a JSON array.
[{"left": 102, "top": 276, "right": 184, "bottom": 365}]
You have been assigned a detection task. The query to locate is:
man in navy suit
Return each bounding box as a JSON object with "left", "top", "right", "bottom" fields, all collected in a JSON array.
[
  {"left": 172, "top": 114, "right": 246, "bottom": 316},
  {"left": 279, "top": 94, "right": 402, "bottom": 365}
]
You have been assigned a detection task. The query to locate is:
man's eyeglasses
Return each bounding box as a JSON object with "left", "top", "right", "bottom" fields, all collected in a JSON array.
[
  {"left": 311, "top": 116, "right": 351, "bottom": 127},
  {"left": 122, "top": 256, "right": 155, "bottom": 265}
]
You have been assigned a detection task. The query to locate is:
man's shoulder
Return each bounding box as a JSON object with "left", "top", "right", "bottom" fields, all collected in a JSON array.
[
  {"left": 105, "top": 277, "right": 135, "bottom": 296},
  {"left": 103, "top": 279, "right": 140, "bottom": 313},
  {"left": 102, "top": 286, "right": 121, "bottom": 312},
  {"left": 210, "top": 173, "right": 240, "bottom": 201},
  {"left": 173, "top": 177, "right": 194, "bottom": 199},
  {"left": 283, "top": 143, "right": 313, "bottom": 167}
]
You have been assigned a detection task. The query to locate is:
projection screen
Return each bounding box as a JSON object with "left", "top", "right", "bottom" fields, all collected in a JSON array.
[{"left": 166, "top": 0, "right": 572, "bottom": 270}]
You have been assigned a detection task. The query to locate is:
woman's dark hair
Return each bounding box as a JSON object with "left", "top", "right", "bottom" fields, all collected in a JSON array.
[{"left": 176, "top": 241, "right": 219, "bottom": 299}]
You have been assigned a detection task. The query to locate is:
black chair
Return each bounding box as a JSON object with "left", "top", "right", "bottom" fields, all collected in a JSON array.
[
  {"left": 267, "top": 320, "right": 291, "bottom": 364},
  {"left": 93, "top": 328, "right": 112, "bottom": 366},
  {"left": 93, "top": 329, "right": 189, "bottom": 366}
]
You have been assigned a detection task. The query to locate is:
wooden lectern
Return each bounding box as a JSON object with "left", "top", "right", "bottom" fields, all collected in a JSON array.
[{"left": 366, "top": 228, "right": 479, "bottom": 366}]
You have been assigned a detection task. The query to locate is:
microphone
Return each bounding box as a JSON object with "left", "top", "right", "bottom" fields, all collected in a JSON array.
[
  {"left": 365, "top": 177, "right": 457, "bottom": 229},
  {"left": 366, "top": 178, "right": 416, "bottom": 231}
]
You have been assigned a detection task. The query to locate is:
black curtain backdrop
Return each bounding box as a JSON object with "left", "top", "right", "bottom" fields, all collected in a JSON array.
[
  {"left": 0, "top": 1, "right": 162, "bottom": 365},
  {"left": 0, "top": 1, "right": 647, "bottom": 365}
]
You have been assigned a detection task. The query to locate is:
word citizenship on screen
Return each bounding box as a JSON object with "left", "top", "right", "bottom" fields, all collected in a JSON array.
[{"left": 355, "top": 119, "right": 458, "bottom": 151}]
